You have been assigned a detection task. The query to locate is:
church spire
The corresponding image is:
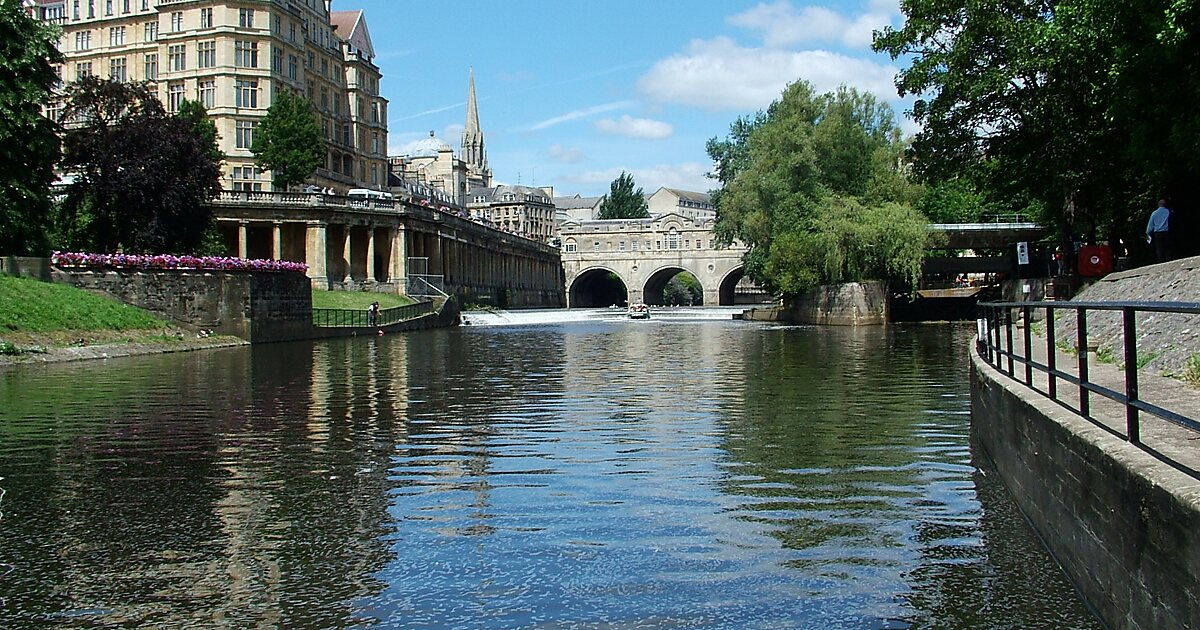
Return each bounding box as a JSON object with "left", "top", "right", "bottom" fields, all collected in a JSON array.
[{"left": 461, "top": 67, "right": 491, "bottom": 188}]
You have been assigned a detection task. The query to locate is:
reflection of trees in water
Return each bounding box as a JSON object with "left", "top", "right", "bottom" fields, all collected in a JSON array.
[
  {"left": 714, "top": 325, "right": 1096, "bottom": 625},
  {"left": 1, "top": 340, "right": 407, "bottom": 627}
]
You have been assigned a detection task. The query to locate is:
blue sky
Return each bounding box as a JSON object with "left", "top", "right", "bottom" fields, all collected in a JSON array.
[{"left": 346, "top": 0, "right": 911, "bottom": 197}]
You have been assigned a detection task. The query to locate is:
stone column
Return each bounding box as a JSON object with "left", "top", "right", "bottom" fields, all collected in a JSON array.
[
  {"left": 341, "top": 225, "right": 352, "bottom": 281},
  {"left": 390, "top": 225, "right": 408, "bottom": 294},
  {"left": 238, "top": 221, "right": 248, "bottom": 259},
  {"left": 305, "top": 221, "right": 328, "bottom": 289},
  {"left": 366, "top": 226, "right": 377, "bottom": 282},
  {"left": 272, "top": 222, "right": 283, "bottom": 260}
]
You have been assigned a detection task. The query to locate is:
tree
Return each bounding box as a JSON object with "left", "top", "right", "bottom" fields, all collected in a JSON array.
[
  {"left": 597, "top": 172, "right": 649, "bottom": 219},
  {"left": 56, "top": 77, "right": 222, "bottom": 253},
  {"left": 0, "top": 0, "right": 63, "bottom": 256},
  {"left": 252, "top": 89, "right": 323, "bottom": 190},
  {"left": 873, "top": 0, "right": 1200, "bottom": 258},
  {"left": 707, "top": 81, "right": 929, "bottom": 295}
]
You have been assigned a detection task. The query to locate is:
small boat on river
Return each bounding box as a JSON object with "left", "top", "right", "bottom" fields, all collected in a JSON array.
[{"left": 627, "top": 303, "right": 650, "bottom": 319}]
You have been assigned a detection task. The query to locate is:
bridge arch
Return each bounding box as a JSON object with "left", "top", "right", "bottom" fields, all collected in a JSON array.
[
  {"left": 568, "top": 266, "right": 628, "bottom": 308},
  {"left": 642, "top": 265, "right": 704, "bottom": 306}
]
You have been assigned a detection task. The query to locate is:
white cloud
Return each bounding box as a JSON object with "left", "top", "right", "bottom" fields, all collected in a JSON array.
[
  {"left": 548, "top": 144, "right": 585, "bottom": 164},
  {"left": 526, "top": 101, "right": 634, "bottom": 131},
  {"left": 594, "top": 115, "right": 674, "bottom": 140},
  {"left": 636, "top": 37, "right": 899, "bottom": 110},
  {"left": 563, "top": 163, "right": 715, "bottom": 194},
  {"left": 728, "top": 0, "right": 901, "bottom": 49}
]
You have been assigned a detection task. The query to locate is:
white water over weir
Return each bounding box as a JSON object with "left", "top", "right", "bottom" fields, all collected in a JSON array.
[{"left": 460, "top": 306, "right": 749, "bottom": 326}]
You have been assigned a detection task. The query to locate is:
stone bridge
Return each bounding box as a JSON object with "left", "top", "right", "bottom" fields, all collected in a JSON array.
[
  {"left": 209, "top": 191, "right": 564, "bottom": 308},
  {"left": 558, "top": 215, "right": 767, "bottom": 307}
]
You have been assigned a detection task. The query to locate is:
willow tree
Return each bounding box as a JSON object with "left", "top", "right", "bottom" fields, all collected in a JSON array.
[{"left": 707, "top": 81, "right": 927, "bottom": 295}]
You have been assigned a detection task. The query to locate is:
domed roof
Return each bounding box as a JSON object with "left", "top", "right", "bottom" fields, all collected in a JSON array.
[{"left": 408, "top": 131, "right": 452, "bottom": 158}]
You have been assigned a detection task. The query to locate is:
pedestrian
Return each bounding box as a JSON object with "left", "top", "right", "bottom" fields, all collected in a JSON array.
[
  {"left": 367, "top": 301, "right": 378, "bottom": 326},
  {"left": 1146, "top": 199, "right": 1172, "bottom": 262}
]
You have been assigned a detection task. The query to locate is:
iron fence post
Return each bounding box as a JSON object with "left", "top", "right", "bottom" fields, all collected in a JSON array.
[
  {"left": 1023, "top": 305, "right": 1033, "bottom": 386},
  {"left": 1046, "top": 306, "right": 1057, "bottom": 399},
  {"left": 1005, "top": 307, "right": 1015, "bottom": 377},
  {"left": 1077, "top": 308, "right": 1090, "bottom": 418},
  {"left": 1123, "top": 307, "right": 1141, "bottom": 444}
]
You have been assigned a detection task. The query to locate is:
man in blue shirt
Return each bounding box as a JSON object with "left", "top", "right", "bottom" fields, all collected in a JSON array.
[{"left": 1146, "top": 199, "right": 1172, "bottom": 262}]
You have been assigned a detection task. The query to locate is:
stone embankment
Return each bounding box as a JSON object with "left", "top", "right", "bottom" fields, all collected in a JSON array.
[
  {"left": 1052, "top": 256, "right": 1200, "bottom": 378},
  {"left": 971, "top": 255, "right": 1200, "bottom": 629}
]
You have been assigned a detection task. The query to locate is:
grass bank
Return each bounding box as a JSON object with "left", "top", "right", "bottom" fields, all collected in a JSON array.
[
  {"left": 0, "top": 275, "right": 191, "bottom": 358},
  {"left": 311, "top": 290, "right": 416, "bottom": 310}
]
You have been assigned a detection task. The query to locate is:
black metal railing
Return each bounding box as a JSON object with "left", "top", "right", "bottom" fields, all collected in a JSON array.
[
  {"left": 977, "top": 300, "right": 1200, "bottom": 444},
  {"left": 312, "top": 300, "right": 434, "bottom": 328}
]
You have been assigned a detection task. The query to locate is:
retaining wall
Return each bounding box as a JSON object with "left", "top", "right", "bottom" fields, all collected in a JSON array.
[
  {"left": 741, "top": 281, "right": 888, "bottom": 325},
  {"left": 970, "top": 350, "right": 1200, "bottom": 628},
  {"left": 51, "top": 268, "right": 313, "bottom": 343}
]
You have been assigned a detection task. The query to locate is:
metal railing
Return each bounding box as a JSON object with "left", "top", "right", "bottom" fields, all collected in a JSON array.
[
  {"left": 977, "top": 300, "right": 1200, "bottom": 444},
  {"left": 312, "top": 300, "right": 434, "bottom": 328}
]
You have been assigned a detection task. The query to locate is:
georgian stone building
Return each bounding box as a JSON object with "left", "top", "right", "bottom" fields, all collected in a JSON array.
[
  {"left": 27, "top": 0, "right": 387, "bottom": 193},
  {"left": 466, "top": 185, "right": 557, "bottom": 243}
]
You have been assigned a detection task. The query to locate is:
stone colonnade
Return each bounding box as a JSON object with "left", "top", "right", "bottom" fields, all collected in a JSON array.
[{"left": 212, "top": 194, "right": 565, "bottom": 307}]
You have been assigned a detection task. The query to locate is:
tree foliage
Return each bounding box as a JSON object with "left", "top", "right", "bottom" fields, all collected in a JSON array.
[
  {"left": 56, "top": 77, "right": 222, "bottom": 253},
  {"left": 597, "top": 172, "right": 649, "bottom": 219},
  {"left": 0, "top": 0, "right": 63, "bottom": 255},
  {"left": 252, "top": 89, "right": 323, "bottom": 190},
  {"left": 873, "top": 0, "right": 1200, "bottom": 256},
  {"left": 707, "top": 82, "right": 928, "bottom": 296}
]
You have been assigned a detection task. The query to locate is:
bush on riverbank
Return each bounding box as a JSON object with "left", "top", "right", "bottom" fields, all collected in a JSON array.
[{"left": 311, "top": 290, "right": 416, "bottom": 310}]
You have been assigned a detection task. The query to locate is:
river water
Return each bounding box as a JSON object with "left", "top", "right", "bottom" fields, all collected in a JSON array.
[{"left": 0, "top": 311, "right": 1099, "bottom": 628}]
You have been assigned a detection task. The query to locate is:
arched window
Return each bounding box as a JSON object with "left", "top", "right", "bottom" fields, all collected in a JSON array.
[{"left": 666, "top": 228, "right": 680, "bottom": 250}]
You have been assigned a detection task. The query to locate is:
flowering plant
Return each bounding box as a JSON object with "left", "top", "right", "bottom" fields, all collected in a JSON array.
[{"left": 52, "top": 252, "right": 308, "bottom": 273}]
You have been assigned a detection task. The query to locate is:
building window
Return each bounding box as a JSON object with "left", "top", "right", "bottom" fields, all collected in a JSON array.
[
  {"left": 235, "top": 120, "right": 257, "bottom": 149},
  {"left": 199, "top": 7, "right": 212, "bottom": 28},
  {"left": 234, "top": 41, "right": 258, "bottom": 68},
  {"left": 370, "top": 163, "right": 378, "bottom": 186},
  {"left": 167, "top": 82, "right": 184, "bottom": 113},
  {"left": 272, "top": 48, "right": 282, "bottom": 72},
  {"left": 231, "top": 165, "right": 263, "bottom": 191},
  {"left": 197, "top": 41, "right": 215, "bottom": 68},
  {"left": 667, "top": 229, "right": 679, "bottom": 250},
  {"left": 104, "top": 0, "right": 111, "bottom": 15},
  {"left": 593, "top": 241, "right": 600, "bottom": 252},
  {"left": 168, "top": 44, "right": 185, "bottom": 71},
  {"left": 109, "top": 57, "right": 126, "bottom": 82},
  {"left": 632, "top": 240, "right": 639, "bottom": 251},
  {"left": 46, "top": 101, "right": 65, "bottom": 123},
  {"left": 564, "top": 240, "right": 577, "bottom": 253},
  {"left": 141, "top": 0, "right": 147, "bottom": 10},
  {"left": 75, "top": 31, "right": 91, "bottom": 51},
  {"left": 289, "top": 23, "right": 295, "bottom": 43},
  {"left": 319, "top": 86, "right": 328, "bottom": 110},
  {"left": 371, "top": 132, "right": 379, "bottom": 155},
  {"left": 618, "top": 241, "right": 626, "bottom": 251},
  {"left": 143, "top": 53, "right": 157, "bottom": 80},
  {"left": 287, "top": 55, "right": 297, "bottom": 80},
  {"left": 108, "top": 26, "right": 124, "bottom": 47},
  {"left": 75, "top": 62, "right": 92, "bottom": 79},
  {"left": 73, "top": 0, "right": 79, "bottom": 20},
  {"left": 235, "top": 80, "right": 259, "bottom": 108},
  {"left": 198, "top": 79, "right": 215, "bottom": 108},
  {"left": 143, "top": 21, "right": 157, "bottom": 42},
  {"left": 238, "top": 8, "right": 254, "bottom": 28},
  {"left": 170, "top": 11, "right": 182, "bottom": 32},
  {"left": 122, "top": 0, "right": 129, "bottom": 13},
  {"left": 370, "top": 101, "right": 379, "bottom": 123},
  {"left": 86, "top": 0, "right": 93, "bottom": 19}
]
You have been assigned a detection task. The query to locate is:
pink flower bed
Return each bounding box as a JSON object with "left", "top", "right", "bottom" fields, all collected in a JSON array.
[{"left": 52, "top": 252, "right": 308, "bottom": 273}]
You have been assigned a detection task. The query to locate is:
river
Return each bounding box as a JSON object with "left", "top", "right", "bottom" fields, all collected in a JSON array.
[{"left": 0, "top": 311, "right": 1099, "bottom": 628}]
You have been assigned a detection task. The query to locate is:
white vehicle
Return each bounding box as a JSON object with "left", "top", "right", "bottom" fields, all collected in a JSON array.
[{"left": 346, "top": 188, "right": 394, "bottom": 201}]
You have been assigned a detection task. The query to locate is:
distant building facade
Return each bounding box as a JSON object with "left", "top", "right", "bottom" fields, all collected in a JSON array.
[
  {"left": 645, "top": 187, "right": 716, "bottom": 221},
  {"left": 29, "top": 0, "right": 387, "bottom": 193},
  {"left": 553, "top": 194, "right": 604, "bottom": 225},
  {"left": 467, "top": 185, "right": 556, "bottom": 243}
]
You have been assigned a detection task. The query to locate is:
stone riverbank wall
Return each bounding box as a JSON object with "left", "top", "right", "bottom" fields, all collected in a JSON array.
[
  {"left": 740, "top": 281, "right": 888, "bottom": 325},
  {"left": 52, "top": 267, "right": 314, "bottom": 343},
  {"left": 970, "top": 257, "right": 1200, "bottom": 629}
]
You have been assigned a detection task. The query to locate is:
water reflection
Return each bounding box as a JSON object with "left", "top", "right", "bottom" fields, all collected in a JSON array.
[{"left": 0, "top": 322, "right": 1098, "bottom": 628}]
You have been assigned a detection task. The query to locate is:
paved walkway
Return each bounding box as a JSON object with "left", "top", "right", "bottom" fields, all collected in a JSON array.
[{"left": 983, "top": 319, "right": 1200, "bottom": 476}]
